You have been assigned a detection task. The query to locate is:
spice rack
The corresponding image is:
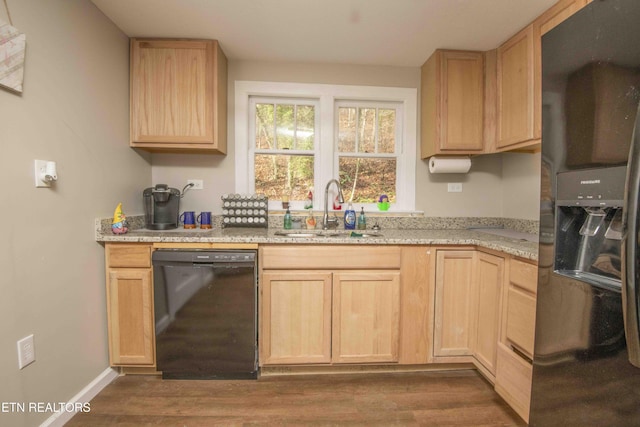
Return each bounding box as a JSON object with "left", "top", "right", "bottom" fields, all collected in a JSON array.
[{"left": 221, "top": 194, "right": 268, "bottom": 228}]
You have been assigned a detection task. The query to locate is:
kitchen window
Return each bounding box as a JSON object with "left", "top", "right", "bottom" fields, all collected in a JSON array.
[
  {"left": 336, "top": 102, "right": 402, "bottom": 206},
  {"left": 235, "top": 81, "right": 417, "bottom": 211},
  {"left": 249, "top": 98, "right": 320, "bottom": 206}
]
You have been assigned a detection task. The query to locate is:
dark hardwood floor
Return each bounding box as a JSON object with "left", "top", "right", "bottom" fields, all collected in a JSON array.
[{"left": 67, "top": 370, "right": 526, "bottom": 426}]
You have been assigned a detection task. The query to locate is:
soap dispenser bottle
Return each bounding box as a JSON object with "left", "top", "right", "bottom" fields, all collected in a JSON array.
[
  {"left": 283, "top": 207, "right": 292, "bottom": 230},
  {"left": 344, "top": 203, "right": 356, "bottom": 230},
  {"left": 357, "top": 207, "right": 366, "bottom": 230}
]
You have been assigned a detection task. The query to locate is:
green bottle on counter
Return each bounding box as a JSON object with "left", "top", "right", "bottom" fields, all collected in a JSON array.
[
  {"left": 283, "top": 208, "right": 292, "bottom": 229},
  {"left": 357, "top": 207, "right": 366, "bottom": 230}
]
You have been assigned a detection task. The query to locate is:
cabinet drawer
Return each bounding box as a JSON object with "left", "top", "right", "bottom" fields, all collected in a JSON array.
[
  {"left": 510, "top": 259, "right": 538, "bottom": 294},
  {"left": 505, "top": 286, "right": 536, "bottom": 357},
  {"left": 106, "top": 244, "right": 151, "bottom": 268},
  {"left": 495, "top": 342, "right": 532, "bottom": 422},
  {"left": 260, "top": 245, "right": 401, "bottom": 270}
]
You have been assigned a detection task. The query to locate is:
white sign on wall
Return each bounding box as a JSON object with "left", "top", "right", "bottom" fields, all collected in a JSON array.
[{"left": 0, "top": 18, "right": 26, "bottom": 94}]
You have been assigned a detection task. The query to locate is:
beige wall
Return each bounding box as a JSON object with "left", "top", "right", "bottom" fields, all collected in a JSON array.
[
  {"left": 502, "top": 152, "right": 542, "bottom": 220},
  {"left": 153, "top": 59, "right": 540, "bottom": 218},
  {"left": 0, "top": 1, "right": 150, "bottom": 425}
]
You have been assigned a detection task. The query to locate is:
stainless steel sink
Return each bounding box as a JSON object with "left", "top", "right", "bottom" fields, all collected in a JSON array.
[
  {"left": 354, "top": 233, "right": 384, "bottom": 238},
  {"left": 274, "top": 232, "right": 318, "bottom": 238},
  {"left": 273, "top": 231, "right": 383, "bottom": 238},
  {"left": 274, "top": 231, "right": 341, "bottom": 238}
]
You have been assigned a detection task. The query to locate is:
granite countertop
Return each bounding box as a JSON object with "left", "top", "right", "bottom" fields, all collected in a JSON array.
[{"left": 96, "top": 225, "right": 538, "bottom": 261}]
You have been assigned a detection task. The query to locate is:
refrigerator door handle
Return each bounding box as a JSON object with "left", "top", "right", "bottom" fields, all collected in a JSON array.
[{"left": 623, "top": 105, "right": 640, "bottom": 368}]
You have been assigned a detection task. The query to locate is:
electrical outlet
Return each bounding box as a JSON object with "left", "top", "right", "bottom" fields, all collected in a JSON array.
[
  {"left": 447, "top": 183, "right": 463, "bottom": 193},
  {"left": 34, "top": 160, "right": 50, "bottom": 188},
  {"left": 187, "top": 179, "right": 204, "bottom": 190},
  {"left": 17, "top": 335, "right": 35, "bottom": 370}
]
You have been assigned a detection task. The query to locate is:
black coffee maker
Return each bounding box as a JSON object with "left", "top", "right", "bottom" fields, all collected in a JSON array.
[{"left": 143, "top": 184, "right": 181, "bottom": 230}]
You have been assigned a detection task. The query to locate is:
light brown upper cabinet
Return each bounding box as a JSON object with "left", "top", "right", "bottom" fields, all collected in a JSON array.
[
  {"left": 130, "top": 39, "right": 228, "bottom": 153},
  {"left": 421, "top": 50, "right": 485, "bottom": 159},
  {"left": 494, "top": 0, "right": 591, "bottom": 152},
  {"left": 496, "top": 25, "right": 540, "bottom": 150}
]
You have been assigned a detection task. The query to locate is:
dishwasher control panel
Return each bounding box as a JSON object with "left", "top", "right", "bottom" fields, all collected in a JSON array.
[
  {"left": 153, "top": 249, "right": 257, "bottom": 264},
  {"left": 197, "top": 252, "right": 256, "bottom": 263}
]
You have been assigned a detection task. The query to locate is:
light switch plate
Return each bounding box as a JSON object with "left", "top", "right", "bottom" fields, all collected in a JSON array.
[
  {"left": 17, "top": 334, "right": 35, "bottom": 369},
  {"left": 35, "top": 160, "right": 50, "bottom": 188}
]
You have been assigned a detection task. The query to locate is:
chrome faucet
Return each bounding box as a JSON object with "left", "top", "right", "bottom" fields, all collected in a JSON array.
[{"left": 323, "top": 179, "right": 345, "bottom": 230}]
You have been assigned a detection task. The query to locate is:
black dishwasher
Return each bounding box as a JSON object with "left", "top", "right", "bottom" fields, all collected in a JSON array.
[{"left": 152, "top": 250, "right": 258, "bottom": 379}]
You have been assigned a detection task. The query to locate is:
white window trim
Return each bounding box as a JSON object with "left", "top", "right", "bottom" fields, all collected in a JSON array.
[{"left": 235, "top": 80, "right": 417, "bottom": 211}]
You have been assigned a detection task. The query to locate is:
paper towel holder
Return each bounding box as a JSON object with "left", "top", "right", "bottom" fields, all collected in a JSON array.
[{"left": 428, "top": 156, "right": 472, "bottom": 174}]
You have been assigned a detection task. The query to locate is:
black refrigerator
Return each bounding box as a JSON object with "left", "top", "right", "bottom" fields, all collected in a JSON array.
[{"left": 531, "top": 0, "right": 640, "bottom": 425}]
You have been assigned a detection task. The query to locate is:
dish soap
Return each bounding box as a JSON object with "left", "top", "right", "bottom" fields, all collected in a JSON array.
[
  {"left": 344, "top": 203, "right": 356, "bottom": 230},
  {"left": 357, "top": 207, "right": 366, "bottom": 230},
  {"left": 283, "top": 207, "right": 292, "bottom": 230}
]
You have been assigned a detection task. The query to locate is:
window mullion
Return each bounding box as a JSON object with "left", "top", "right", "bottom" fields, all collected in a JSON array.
[
  {"left": 271, "top": 103, "right": 277, "bottom": 150},
  {"left": 355, "top": 107, "right": 360, "bottom": 155},
  {"left": 293, "top": 104, "right": 297, "bottom": 150},
  {"left": 374, "top": 108, "right": 379, "bottom": 154}
]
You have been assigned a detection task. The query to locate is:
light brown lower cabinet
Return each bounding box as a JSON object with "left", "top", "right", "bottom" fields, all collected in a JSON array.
[
  {"left": 495, "top": 257, "right": 538, "bottom": 423},
  {"left": 433, "top": 249, "right": 505, "bottom": 377},
  {"left": 260, "top": 271, "right": 332, "bottom": 365},
  {"left": 107, "top": 268, "right": 155, "bottom": 365},
  {"left": 495, "top": 342, "right": 533, "bottom": 423},
  {"left": 433, "top": 249, "right": 476, "bottom": 359},
  {"left": 105, "top": 243, "right": 155, "bottom": 366},
  {"left": 473, "top": 251, "right": 505, "bottom": 377},
  {"left": 260, "top": 269, "right": 401, "bottom": 365},
  {"left": 332, "top": 271, "right": 400, "bottom": 363},
  {"left": 258, "top": 245, "right": 431, "bottom": 367}
]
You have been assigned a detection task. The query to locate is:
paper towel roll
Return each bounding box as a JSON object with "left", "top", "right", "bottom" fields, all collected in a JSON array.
[{"left": 428, "top": 156, "right": 471, "bottom": 174}]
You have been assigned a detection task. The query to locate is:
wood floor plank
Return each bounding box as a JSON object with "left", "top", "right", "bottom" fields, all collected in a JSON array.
[{"left": 67, "top": 371, "right": 526, "bottom": 426}]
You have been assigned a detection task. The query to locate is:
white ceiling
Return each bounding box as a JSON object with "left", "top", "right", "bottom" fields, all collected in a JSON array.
[{"left": 91, "top": 0, "right": 557, "bottom": 67}]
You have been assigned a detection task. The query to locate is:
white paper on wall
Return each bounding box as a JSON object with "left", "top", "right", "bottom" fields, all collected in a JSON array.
[{"left": 0, "top": 18, "right": 26, "bottom": 94}]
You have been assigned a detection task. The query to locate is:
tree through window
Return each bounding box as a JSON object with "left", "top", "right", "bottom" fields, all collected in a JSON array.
[
  {"left": 336, "top": 103, "right": 401, "bottom": 203},
  {"left": 253, "top": 99, "right": 318, "bottom": 201},
  {"left": 239, "top": 81, "right": 416, "bottom": 212}
]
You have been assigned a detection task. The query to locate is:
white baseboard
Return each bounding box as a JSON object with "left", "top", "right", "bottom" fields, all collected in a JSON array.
[{"left": 40, "top": 367, "right": 119, "bottom": 427}]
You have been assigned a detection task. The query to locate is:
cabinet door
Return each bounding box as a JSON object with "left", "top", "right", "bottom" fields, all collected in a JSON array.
[
  {"left": 440, "top": 51, "right": 485, "bottom": 152},
  {"left": 421, "top": 50, "right": 484, "bottom": 158},
  {"left": 130, "top": 39, "right": 227, "bottom": 153},
  {"left": 503, "top": 259, "right": 538, "bottom": 359},
  {"left": 433, "top": 250, "right": 476, "bottom": 357},
  {"left": 332, "top": 271, "right": 401, "bottom": 363},
  {"left": 260, "top": 271, "right": 332, "bottom": 365},
  {"left": 495, "top": 258, "right": 537, "bottom": 423},
  {"left": 107, "top": 268, "right": 155, "bottom": 365},
  {"left": 496, "top": 25, "right": 538, "bottom": 149},
  {"left": 495, "top": 342, "right": 533, "bottom": 423},
  {"left": 473, "top": 252, "right": 505, "bottom": 375}
]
